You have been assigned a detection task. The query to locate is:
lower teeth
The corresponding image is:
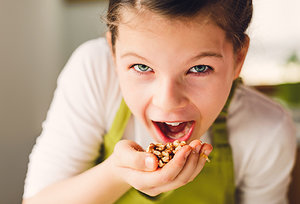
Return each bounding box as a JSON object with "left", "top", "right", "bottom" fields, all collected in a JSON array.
[{"left": 167, "top": 125, "right": 189, "bottom": 139}]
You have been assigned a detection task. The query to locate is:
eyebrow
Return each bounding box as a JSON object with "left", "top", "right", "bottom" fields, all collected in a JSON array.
[
  {"left": 120, "top": 51, "right": 223, "bottom": 63},
  {"left": 121, "top": 52, "right": 151, "bottom": 63},
  {"left": 189, "top": 52, "right": 223, "bottom": 61}
]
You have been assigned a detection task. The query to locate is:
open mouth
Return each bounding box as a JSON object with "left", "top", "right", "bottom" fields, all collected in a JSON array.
[{"left": 152, "top": 120, "right": 195, "bottom": 143}]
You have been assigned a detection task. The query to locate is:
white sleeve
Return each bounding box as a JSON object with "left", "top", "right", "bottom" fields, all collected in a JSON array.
[
  {"left": 238, "top": 112, "right": 297, "bottom": 204},
  {"left": 23, "top": 39, "right": 113, "bottom": 198}
]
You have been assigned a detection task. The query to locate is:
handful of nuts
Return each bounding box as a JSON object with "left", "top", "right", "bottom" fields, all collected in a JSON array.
[{"left": 146, "top": 140, "right": 187, "bottom": 168}]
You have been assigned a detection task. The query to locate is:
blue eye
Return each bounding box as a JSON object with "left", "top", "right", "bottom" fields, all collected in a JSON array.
[
  {"left": 189, "top": 65, "right": 213, "bottom": 74},
  {"left": 131, "top": 64, "right": 153, "bottom": 72}
]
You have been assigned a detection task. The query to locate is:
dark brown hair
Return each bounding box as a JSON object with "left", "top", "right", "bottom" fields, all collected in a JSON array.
[{"left": 106, "top": 0, "right": 252, "bottom": 52}]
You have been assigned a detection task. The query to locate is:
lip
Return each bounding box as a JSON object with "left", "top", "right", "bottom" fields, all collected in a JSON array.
[{"left": 152, "top": 120, "right": 195, "bottom": 143}]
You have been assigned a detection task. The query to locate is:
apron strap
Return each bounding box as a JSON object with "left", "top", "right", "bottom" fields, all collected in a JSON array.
[
  {"left": 211, "top": 78, "right": 242, "bottom": 147},
  {"left": 207, "top": 78, "right": 242, "bottom": 203},
  {"left": 101, "top": 99, "right": 131, "bottom": 161}
]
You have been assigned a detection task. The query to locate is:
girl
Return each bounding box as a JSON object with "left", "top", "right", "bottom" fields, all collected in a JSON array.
[{"left": 23, "top": 0, "right": 297, "bottom": 203}]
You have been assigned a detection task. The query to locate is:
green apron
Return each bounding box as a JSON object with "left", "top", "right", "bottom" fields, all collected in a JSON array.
[{"left": 98, "top": 80, "right": 240, "bottom": 204}]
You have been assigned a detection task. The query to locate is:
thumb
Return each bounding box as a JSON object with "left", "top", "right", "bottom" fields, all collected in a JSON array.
[{"left": 113, "top": 140, "right": 158, "bottom": 171}]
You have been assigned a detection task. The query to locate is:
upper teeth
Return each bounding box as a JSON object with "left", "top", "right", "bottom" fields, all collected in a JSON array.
[{"left": 165, "top": 122, "right": 182, "bottom": 126}]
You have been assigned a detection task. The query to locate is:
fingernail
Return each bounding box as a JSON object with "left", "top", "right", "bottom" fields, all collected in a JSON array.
[
  {"left": 204, "top": 148, "right": 212, "bottom": 156},
  {"left": 199, "top": 140, "right": 203, "bottom": 145},
  {"left": 145, "top": 156, "right": 154, "bottom": 170}
]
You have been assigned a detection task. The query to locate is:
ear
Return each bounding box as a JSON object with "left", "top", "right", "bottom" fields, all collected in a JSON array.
[
  {"left": 106, "top": 31, "right": 115, "bottom": 58},
  {"left": 233, "top": 35, "right": 250, "bottom": 79}
]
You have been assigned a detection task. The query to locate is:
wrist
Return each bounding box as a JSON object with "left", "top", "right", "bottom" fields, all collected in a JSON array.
[{"left": 104, "top": 155, "right": 131, "bottom": 191}]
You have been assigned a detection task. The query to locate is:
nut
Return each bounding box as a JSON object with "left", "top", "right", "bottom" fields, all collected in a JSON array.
[{"left": 146, "top": 140, "right": 187, "bottom": 168}]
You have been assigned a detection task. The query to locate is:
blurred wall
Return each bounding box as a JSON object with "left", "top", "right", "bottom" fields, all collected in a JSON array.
[
  {"left": 241, "top": 0, "right": 300, "bottom": 85},
  {"left": 0, "top": 0, "right": 107, "bottom": 203},
  {"left": 62, "top": 1, "right": 108, "bottom": 59}
]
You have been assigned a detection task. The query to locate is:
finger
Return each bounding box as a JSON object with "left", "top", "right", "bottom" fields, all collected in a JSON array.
[
  {"left": 113, "top": 140, "right": 158, "bottom": 171},
  {"left": 188, "top": 139, "right": 203, "bottom": 151},
  {"left": 145, "top": 145, "right": 192, "bottom": 187},
  {"left": 189, "top": 143, "right": 213, "bottom": 180},
  {"left": 129, "top": 145, "right": 192, "bottom": 188},
  {"left": 152, "top": 140, "right": 203, "bottom": 191},
  {"left": 116, "top": 145, "right": 192, "bottom": 193}
]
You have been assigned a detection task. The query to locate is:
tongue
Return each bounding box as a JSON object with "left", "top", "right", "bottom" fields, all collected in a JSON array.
[{"left": 166, "top": 122, "right": 187, "bottom": 133}]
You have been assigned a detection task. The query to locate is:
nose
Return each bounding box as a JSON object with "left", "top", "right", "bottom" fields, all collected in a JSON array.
[{"left": 151, "top": 78, "right": 189, "bottom": 112}]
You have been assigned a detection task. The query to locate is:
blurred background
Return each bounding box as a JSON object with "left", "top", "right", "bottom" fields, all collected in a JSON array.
[{"left": 0, "top": 0, "right": 299, "bottom": 203}]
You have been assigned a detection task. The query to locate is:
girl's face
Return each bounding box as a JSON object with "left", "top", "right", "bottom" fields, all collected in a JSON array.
[{"left": 110, "top": 9, "right": 247, "bottom": 144}]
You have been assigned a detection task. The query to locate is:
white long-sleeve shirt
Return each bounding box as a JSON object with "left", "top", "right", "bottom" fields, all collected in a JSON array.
[{"left": 23, "top": 38, "right": 297, "bottom": 204}]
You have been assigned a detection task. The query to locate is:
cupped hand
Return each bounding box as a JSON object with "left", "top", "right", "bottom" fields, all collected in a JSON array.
[{"left": 109, "top": 139, "right": 212, "bottom": 196}]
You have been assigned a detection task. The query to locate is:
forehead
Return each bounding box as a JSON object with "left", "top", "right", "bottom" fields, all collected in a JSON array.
[{"left": 115, "top": 8, "right": 232, "bottom": 57}]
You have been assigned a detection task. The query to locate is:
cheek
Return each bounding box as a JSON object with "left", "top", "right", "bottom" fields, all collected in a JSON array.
[
  {"left": 189, "top": 78, "right": 232, "bottom": 123},
  {"left": 116, "top": 68, "right": 150, "bottom": 118}
]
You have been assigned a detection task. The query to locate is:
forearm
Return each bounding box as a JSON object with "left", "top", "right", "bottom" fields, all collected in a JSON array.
[{"left": 23, "top": 158, "right": 131, "bottom": 204}]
